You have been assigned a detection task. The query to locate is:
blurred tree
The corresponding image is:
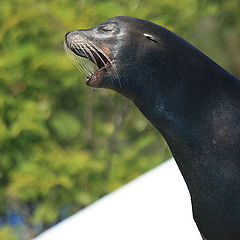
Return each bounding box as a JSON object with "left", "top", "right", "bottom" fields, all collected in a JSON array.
[{"left": 0, "top": 0, "right": 239, "bottom": 239}]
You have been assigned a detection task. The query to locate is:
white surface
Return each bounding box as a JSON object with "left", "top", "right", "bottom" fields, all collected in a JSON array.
[{"left": 34, "top": 158, "right": 202, "bottom": 240}]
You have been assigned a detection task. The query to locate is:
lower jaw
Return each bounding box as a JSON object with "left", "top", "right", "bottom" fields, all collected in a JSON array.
[
  {"left": 86, "top": 76, "right": 99, "bottom": 88},
  {"left": 85, "top": 67, "right": 110, "bottom": 88},
  {"left": 85, "top": 72, "right": 104, "bottom": 88}
]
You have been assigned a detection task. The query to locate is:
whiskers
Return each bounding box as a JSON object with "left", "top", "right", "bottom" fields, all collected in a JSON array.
[
  {"left": 64, "top": 41, "right": 97, "bottom": 78},
  {"left": 64, "top": 36, "right": 122, "bottom": 88}
]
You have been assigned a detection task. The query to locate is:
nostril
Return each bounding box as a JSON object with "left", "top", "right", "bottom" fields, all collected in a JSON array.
[
  {"left": 65, "top": 31, "right": 79, "bottom": 49},
  {"left": 65, "top": 32, "right": 69, "bottom": 45},
  {"left": 65, "top": 31, "right": 71, "bottom": 37},
  {"left": 65, "top": 31, "right": 82, "bottom": 42},
  {"left": 65, "top": 31, "right": 72, "bottom": 42}
]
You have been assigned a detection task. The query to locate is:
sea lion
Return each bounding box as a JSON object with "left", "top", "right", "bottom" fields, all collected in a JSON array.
[{"left": 65, "top": 16, "right": 240, "bottom": 240}]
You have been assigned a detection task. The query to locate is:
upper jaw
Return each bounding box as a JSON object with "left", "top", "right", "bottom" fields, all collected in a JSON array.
[
  {"left": 66, "top": 40, "right": 111, "bottom": 69},
  {"left": 65, "top": 37, "right": 113, "bottom": 87}
]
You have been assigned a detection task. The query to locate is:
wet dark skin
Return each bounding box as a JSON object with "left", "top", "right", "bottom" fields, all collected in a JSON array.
[{"left": 65, "top": 16, "right": 240, "bottom": 240}]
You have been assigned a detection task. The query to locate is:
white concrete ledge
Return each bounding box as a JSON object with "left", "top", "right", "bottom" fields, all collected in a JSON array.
[{"left": 34, "top": 158, "right": 202, "bottom": 240}]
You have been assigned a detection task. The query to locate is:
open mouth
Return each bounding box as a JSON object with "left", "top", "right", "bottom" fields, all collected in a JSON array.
[{"left": 64, "top": 38, "right": 112, "bottom": 86}]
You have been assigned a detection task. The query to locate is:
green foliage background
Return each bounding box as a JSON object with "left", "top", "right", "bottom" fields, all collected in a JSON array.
[{"left": 0, "top": 0, "right": 240, "bottom": 239}]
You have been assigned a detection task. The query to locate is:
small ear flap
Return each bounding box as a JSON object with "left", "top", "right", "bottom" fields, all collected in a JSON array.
[{"left": 144, "top": 33, "right": 158, "bottom": 43}]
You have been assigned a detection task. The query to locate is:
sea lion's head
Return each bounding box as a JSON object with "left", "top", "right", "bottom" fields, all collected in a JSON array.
[{"left": 65, "top": 16, "right": 178, "bottom": 99}]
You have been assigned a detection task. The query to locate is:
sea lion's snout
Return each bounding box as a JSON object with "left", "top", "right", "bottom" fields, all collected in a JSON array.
[
  {"left": 65, "top": 31, "right": 74, "bottom": 47},
  {"left": 65, "top": 31, "right": 83, "bottom": 51},
  {"left": 64, "top": 28, "right": 116, "bottom": 89},
  {"left": 65, "top": 31, "right": 71, "bottom": 41}
]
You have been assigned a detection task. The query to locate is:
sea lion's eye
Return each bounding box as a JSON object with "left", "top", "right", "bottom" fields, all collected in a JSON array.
[
  {"left": 144, "top": 33, "right": 157, "bottom": 43},
  {"left": 102, "top": 27, "right": 112, "bottom": 32},
  {"left": 99, "top": 24, "right": 115, "bottom": 33}
]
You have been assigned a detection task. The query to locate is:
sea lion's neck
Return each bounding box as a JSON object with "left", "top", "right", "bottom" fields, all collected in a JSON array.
[{"left": 134, "top": 53, "right": 240, "bottom": 200}]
